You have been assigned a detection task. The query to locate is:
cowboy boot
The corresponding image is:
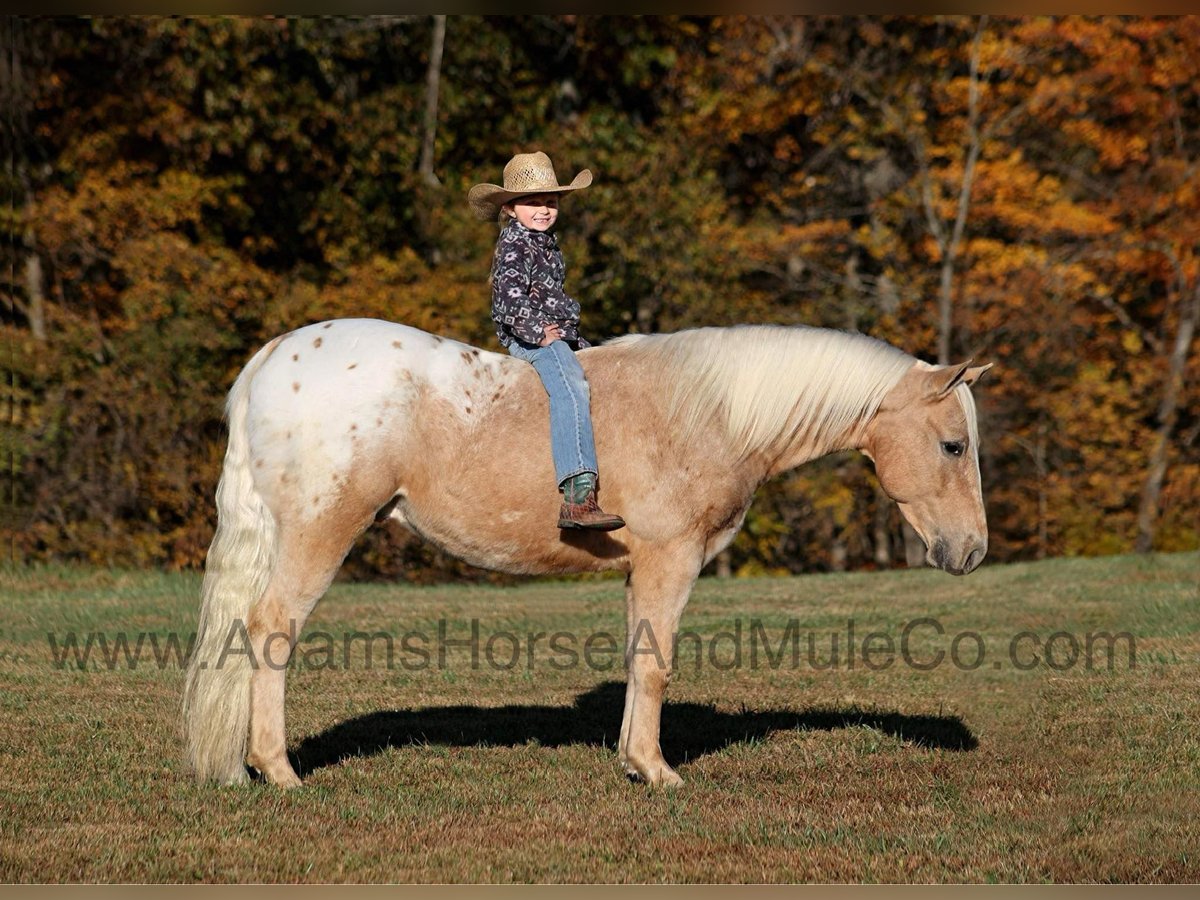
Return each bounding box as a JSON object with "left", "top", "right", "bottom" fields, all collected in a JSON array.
[{"left": 558, "top": 473, "right": 625, "bottom": 531}]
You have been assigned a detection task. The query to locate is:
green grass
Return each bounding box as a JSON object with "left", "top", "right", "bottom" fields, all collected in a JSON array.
[{"left": 1, "top": 552, "right": 1197, "bottom": 882}]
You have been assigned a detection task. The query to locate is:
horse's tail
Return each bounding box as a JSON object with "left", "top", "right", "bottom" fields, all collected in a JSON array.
[{"left": 182, "top": 337, "right": 283, "bottom": 783}]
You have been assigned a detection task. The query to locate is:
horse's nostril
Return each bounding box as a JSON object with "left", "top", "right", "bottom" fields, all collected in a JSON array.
[{"left": 964, "top": 548, "right": 983, "bottom": 574}]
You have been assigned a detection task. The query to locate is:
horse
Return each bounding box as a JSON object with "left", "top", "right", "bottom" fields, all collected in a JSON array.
[{"left": 182, "top": 318, "right": 991, "bottom": 788}]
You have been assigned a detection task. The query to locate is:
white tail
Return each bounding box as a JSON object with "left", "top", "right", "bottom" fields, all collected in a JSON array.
[{"left": 182, "top": 337, "right": 282, "bottom": 783}]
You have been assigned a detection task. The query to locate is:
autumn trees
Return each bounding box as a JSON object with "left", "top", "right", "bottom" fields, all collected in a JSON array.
[{"left": 5, "top": 16, "right": 1197, "bottom": 576}]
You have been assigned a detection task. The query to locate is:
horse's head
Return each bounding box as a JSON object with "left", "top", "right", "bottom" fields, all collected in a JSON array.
[{"left": 863, "top": 360, "right": 993, "bottom": 576}]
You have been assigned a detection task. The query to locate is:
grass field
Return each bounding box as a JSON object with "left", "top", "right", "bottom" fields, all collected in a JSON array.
[{"left": 1, "top": 552, "right": 1197, "bottom": 882}]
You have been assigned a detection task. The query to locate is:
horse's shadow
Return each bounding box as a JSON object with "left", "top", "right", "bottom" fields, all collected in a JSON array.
[{"left": 289, "top": 681, "right": 976, "bottom": 776}]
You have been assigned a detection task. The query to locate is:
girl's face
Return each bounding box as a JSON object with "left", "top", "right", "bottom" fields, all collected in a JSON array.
[{"left": 505, "top": 193, "right": 560, "bottom": 232}]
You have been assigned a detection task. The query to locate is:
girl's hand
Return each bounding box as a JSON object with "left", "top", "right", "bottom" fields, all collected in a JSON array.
[{"left": 538, "top": 323, "right": 564, "bottom": 347}]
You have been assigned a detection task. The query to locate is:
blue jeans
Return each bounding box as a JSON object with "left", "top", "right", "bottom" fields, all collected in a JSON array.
[{"left": 507, "top": 339, "right": 598, "bottom": 486}]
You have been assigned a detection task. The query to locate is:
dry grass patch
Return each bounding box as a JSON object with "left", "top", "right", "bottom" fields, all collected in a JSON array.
[{"left": 1, "top": 552, "right": 1197, "bottom": 881}]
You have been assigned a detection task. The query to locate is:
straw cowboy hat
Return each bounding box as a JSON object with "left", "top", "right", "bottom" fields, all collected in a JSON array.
[{"left": 468, "top": 151, "right": 592, "bottom": 221}]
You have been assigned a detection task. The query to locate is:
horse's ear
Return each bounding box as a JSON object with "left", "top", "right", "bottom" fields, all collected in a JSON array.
[
  {"left": 930, "top": 360, "right": 993, "bottom": 398},
  {"left": 962, "top": 363, "right": 993, "bottom": 387}
]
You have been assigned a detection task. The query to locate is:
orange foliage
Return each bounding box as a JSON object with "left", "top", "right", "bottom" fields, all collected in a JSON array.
[{"left": 5, "top": 16, "right": 1197, "bottom": 576}]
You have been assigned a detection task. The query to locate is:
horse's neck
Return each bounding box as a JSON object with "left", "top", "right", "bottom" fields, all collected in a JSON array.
[
  {"left": 605, "top": 325, "right": 905, "bottom": 481},
  {"left": 757, "top": 421, "right": 867, "bottom": 481},
  {"left": 756, "top": 386, "right": 878, "bottom": 480}
]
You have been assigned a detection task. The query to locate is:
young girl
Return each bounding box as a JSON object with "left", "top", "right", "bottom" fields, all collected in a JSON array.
[{"left": 468, "top": 151, "right": 625, "bottom": 531}]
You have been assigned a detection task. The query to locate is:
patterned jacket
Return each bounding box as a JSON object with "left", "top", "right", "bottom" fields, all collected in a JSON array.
[{"left": 490, "top": 221, "right": 590, "bottom": 350}]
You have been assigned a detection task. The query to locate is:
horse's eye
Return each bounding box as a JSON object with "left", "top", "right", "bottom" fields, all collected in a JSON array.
[{"left": 941, "top": 441, "right": 966, "bottom": 458}]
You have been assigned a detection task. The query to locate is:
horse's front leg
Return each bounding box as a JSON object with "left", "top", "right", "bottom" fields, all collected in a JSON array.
[{"left": 619, "top": 545, "right": 703, "bottom": 787}]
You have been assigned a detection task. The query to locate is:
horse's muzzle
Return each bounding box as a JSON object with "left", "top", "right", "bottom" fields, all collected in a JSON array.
[{"left": 930, "top": 537, "right": 987, "bottom": 576}]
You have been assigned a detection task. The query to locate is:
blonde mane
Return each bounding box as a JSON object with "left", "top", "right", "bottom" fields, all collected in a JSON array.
[
  {"left": 957, "top": 381, "right": 980, "bottom": 454},
  {"left": 606, "top": 325, "right": 916, "bottom": 456}
]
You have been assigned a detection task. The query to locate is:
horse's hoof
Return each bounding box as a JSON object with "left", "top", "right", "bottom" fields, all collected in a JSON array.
[
  {"left": 273, "top": 770, "right": 303, "bottom": 789},
  {"left": 653, "top": 766, "right": 684, "bottom": 788},
  {"left": 623, "top": 757, "right": 683, "bottom": 787},
  {"left": 248, "top": 757, "right": 303, "bottom": 789}
]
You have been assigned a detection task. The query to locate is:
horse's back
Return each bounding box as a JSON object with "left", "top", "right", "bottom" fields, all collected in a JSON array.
[
  {"left": 240, "top": 320, "right": 547, "bottom": 530},
  {"left": 242, "top": 321, "right": 471, "bottom": 513}
]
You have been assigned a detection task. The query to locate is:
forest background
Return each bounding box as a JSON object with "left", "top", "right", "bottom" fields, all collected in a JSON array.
[{"left": 4, "top": 15, "right": 1198, "bottom": 582}]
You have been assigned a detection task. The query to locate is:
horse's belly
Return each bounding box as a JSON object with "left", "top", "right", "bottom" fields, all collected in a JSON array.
[{"left": 388, "top": 484, "right": 630, "bottom": 576}]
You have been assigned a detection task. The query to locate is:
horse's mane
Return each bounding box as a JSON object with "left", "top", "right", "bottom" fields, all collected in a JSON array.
[{"left": 606, "top": 324, "right": 916, "bottom": 456}]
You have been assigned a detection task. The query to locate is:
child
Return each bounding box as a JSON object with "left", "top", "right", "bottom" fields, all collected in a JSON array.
[{"left": 468, "top": 151, "right": 625, "bottom": 531}]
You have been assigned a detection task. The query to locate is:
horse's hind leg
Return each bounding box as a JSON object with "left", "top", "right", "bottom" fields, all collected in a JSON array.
[
  {"left": 244, "top": 520, "right": 361, "bottom": 787},
  {"left": 619, "top": 545, "right": 703, "bottom": 787},
  {"left": 618, "top": 575, "right": 637, "bottom": 764}
]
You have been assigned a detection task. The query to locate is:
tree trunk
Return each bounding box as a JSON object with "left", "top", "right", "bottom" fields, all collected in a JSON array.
[
  {"left": 4, "top": 20, "right": 48, "bottom": 343},
  {"left": 1136, "top": 280, "right": 1199, "bottom": 553},
  {"left": 714, "top": 549, "right": 732, "bottom": 578},
  {"left": 635, "top": 290, "right": 661, "bottom": 334},
  {"left": 873, "top": 482, "right": 892, "bottom": 567},
  {"left": 830, "top": 533, "right": 848, "bottom": 572},
  {"left": 23, "top": 250, "right": 47, "bottom": 342},
  {"left": 1012, "top": 423, "right": 1050, "bottom": 558},
  {"left": 933, "top": 18, "right": 986, "bottom": 367},
  {"left": 417, "top": 15, "right": 446, "bottom": 187},
  {"left": 901, "top": 520, "right": 926, "bottom": 568},
  {"left": 1034, "top": 425, "right": 1048, "bottom": 560}
]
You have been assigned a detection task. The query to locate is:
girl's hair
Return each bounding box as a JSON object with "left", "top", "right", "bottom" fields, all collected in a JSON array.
[{"left": 486, "top": 208, "right": 515, "bottom": 292}]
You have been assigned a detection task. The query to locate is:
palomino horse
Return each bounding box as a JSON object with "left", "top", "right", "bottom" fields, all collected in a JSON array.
[{"left": 183, "top": 319, "right": 991, "bottom": 788}]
